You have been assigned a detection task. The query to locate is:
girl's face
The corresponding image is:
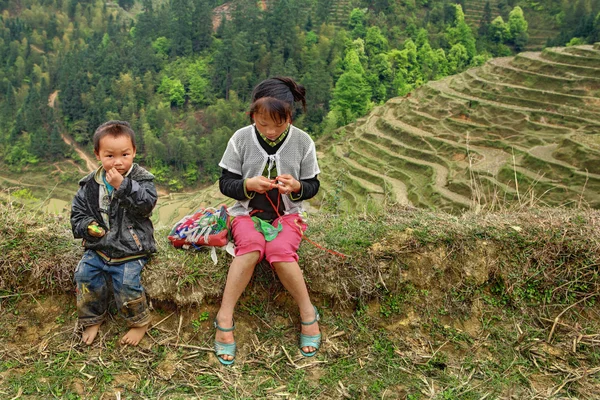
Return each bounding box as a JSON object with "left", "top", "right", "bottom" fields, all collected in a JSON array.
[{"left": 253, "top": 111, "right": 290, "bottom": 140}]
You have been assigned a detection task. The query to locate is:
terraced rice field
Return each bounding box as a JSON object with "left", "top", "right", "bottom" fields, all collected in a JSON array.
[
  {"left": 327, "top": 0, "right": 351, "bottom": 26},
  {"left": 463, "top": 0, "right": 500, "bottom": 27},
  {"left": 317, "top": 44, "right": 600, "bottom": 214}
]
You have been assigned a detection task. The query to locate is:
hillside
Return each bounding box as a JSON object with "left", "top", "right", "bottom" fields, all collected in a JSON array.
[
  {"left": 1, "top": 45, "right": 599, "bottom": 228},
  {"left": 462, "top": 0, "right": 558, "bottom": 50},
  {"left": 316, "top": 44, "right": 600, "bottom": 215},
  {"left": 1, "top": 202, "right": 599, "bottom": 397}
]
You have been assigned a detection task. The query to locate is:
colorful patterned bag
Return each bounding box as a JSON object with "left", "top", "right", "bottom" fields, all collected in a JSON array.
[{"left": 168, "top": 205, "right": 230, "bottom": 249}]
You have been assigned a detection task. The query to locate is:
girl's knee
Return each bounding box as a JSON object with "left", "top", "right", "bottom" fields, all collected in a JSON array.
[
  {"left": 233, "top": 250, "right": 263, "bottom": 267},
  {"left": 268, "top": 254, "right": 300, "bottom": 268}
]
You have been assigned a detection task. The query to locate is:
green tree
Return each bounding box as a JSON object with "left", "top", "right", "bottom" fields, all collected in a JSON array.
[
  {"left": 592, "top": 12, "right": 600, "bottom": 43},
  {"left": 433, "top": 48, "right": 449, "bottom": 79},
  {"left": 417, "top": 40, "right": 440, "bottom": 81},
  {"left": 158, "top": 76, "right": 185, "bottom": 106},
  {"left": 30, "top": 127, "right": 48, "bottom": 159},
  {"left": 445, "top": 5, "right": 477, "bottom": 61},
  {"left": 49, "top": 124, "right": 66, "bottom": 158},
  {"left": 489, "top": 16, "right": 510, "bottom": 43},
  {"left": 169, "top": 0, "right": 193, "bottom": 57},
  {"left": 507, "top": 6, "right": 528, "bottom": 51},
  {"left": 331, "top": 49, "right": 371, "bottom": 125},
  {"left": 389, "top": 39, "right": 421, "bottom": 96},
  {"left": 448, "top": 43, "right": 469, "bottom": 74},
  {"left": 367, "top": 53, "right": 393, "bottom": 103},
  {"left": 365, "top": 26, "right": 389, "bottom": 57},
  {"left": 315, "top": 0, "right": 330, "bottom": 25},
  {"left": 478, "top": 1, "right": 493, "bottom": 38},
  {"left": 118, "top": 0, "right": 134, "bottom": 11},
  {"left": 187, "top": 58, "right": 211, "bottom": 105},
  {"left": 152, "top": 37, "right": 171, "bottom": 60},
  {"left": 348, "top": 8, "right": 367, "bottom": 39},
  {"left": 191, "top": 0, "right": 213, "bottom": 52},
  {"left": 58, "top": 53, "right": 89, "bottom": 123},
  {"left": 301, "top": 43, "right": 333, "bottom": 134}
]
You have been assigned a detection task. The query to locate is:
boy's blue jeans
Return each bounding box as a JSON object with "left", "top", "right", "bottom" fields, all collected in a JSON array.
[{"left": 74, "top": 250, "right": 151, "bottom": 328}]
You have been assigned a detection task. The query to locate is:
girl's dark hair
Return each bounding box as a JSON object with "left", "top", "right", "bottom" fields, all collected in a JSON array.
[
  {"left": 93, "top": 120, "right": 136, "bottom": 153},
  {"left": 249, "top": 76, "right": 306, "bottom": 123}
]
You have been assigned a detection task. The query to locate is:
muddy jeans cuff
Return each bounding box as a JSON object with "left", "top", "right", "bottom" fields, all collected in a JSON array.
[
  {"left": 126, "top": 309, "right": 151, "bottom": 327},
  {"left": 122, "top": 293, "right": 151, "bottom": 327},
  {"left": 78, "top": 311, "right": 107, "bottom": 328}
]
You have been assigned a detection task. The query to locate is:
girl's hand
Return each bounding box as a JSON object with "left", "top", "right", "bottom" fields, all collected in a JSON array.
[
  {"left": 276, "top": 174, "right": 301, "bottom": 195},
  {"left": 106, "top": 167, "right": 124, "bottom": 189},
  {"left": 246, "top": 176, "right": 278, "bottom": 194}
]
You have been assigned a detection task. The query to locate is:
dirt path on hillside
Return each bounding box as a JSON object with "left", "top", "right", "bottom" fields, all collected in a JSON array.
[
  {"left": 66, "top": 159, "right": 86, "bottom": 174},
  {"left": 48, "top": 90, "right": 58, "bottom": 108},
  {"left": 47, "top": 90, "right": 97, "bottom": 173},
  {"left": 61, "top": 134, "right": 97, "bottom": 173},
  {"left": 29, "top": 44, "right": 45, "bottom": 54},
  {"left": 0, "top": 174, "right": 42, "bottom": 188}
]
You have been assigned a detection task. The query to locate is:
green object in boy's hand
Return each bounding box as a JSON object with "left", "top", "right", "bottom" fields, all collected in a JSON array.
[{"left": 89, "top": 225, "right": 103, "bottom": 234}]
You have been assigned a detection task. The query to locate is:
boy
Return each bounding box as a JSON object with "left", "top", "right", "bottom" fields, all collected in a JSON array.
[{"left": 71, "top": 120, "right": 157, "bottom": 346}]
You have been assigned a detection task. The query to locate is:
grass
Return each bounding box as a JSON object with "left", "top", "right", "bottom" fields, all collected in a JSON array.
[{"left": 2, "top": 201, "right": 600, "bottom": 398}]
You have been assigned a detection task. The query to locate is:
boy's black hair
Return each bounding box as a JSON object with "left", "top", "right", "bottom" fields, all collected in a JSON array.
[
  {"left": 249, "top": 76, "right": 307, "bottom": 123},
  {"left": 93, "top": 120, "right": 136, "bottom": 153}
]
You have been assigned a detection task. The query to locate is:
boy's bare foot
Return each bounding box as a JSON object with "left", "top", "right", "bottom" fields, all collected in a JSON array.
[
  {"left": 120, "top": 325, "right": 148, "bottom": 346},
  {"left": 82, "top": 323, "right": 101, "bottom": 345}
]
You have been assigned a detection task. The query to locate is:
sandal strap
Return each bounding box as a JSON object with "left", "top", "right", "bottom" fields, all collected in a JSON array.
[
  {"left": 215, "top": 341, "right": 237, "bottom": 356},
  {"left": 299, "top": 333, "right": 322, "bottom": 350},
  {"left": 300, "top": 305, "right": 320, "bottom": 326},
  {"left": 214, "top": 318, "right": 235, "bottom": 332}
]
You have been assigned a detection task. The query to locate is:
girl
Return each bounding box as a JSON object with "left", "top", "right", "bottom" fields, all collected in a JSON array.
[{"left": 214, "top": 77, "right": 321, "bottom": 365}]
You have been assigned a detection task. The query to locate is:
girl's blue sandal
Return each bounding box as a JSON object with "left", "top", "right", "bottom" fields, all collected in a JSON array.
[
  {"left": 214, "top": 319, "right": 236, "bottom": 366},
  {"left": 299, "top": 306, "right": 321, "bottom": 357}
]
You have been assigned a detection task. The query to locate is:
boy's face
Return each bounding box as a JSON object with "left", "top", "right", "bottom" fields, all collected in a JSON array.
[
  {"left": 95, "top": 134, "right": 136, "bottom": 175},
  {"left": 253, "top": 111, "right": 290, "bottom": 141}
]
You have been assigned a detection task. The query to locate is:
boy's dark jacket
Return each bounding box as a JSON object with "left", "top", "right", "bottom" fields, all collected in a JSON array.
[{"left": 70, "top": 164, "right": 157, "bottom": 259}]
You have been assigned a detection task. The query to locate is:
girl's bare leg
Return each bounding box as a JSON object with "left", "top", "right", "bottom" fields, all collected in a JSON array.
[
  {"left": 272, "top": 261, "right": 320, "bottom": 353},
  {"left": 215, "top": 251, "right": 261, "bottom": 361}
]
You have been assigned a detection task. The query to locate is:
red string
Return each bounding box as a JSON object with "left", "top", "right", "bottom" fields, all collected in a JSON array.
[{"left": 265, "top": 190, "right": 346, "bottom": 259}]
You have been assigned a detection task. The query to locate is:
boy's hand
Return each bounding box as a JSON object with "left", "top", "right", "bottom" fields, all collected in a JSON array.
[
  {"left": 106, "top": 167, "right": 124, "bottom": 189},
  {"left": 275, "top": 174, "right": 301, "bottom": 195},
  {"left": 246, "top": 176, "right": 278, "bottom": 194},
  {"left": 87, "top": 222, "right": 105, "bottom": 238}
]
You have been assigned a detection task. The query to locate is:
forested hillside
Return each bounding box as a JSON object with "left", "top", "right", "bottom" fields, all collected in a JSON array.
[{"left": 1, "top": 0, "right": 598, "bottom": 192}]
